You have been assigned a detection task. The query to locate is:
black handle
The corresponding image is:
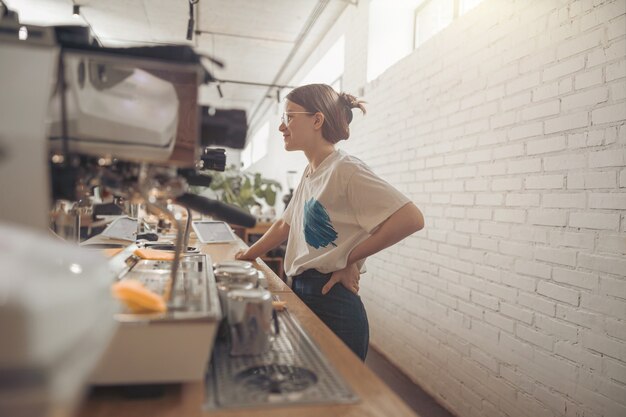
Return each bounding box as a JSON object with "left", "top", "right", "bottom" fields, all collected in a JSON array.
[
  {"left": 272, "top": 309, "right": 280, "bottom": 335},
  {"left": 136, "top": 232, "right": 159, "bottom": 241},
  {"left": 178, "top": 169, "right": 214, "bottom": 187},
  {"left": 175, "top": 193, "right": 256, "bottom": 228}
]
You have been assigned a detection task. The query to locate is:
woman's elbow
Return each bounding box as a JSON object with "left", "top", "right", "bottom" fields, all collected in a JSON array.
[
  {"left": 276, "top": 219, "right": 291, "bottom": 239},
  {"left": 409, "top": 204, "right": 425, "bottom": 233}
]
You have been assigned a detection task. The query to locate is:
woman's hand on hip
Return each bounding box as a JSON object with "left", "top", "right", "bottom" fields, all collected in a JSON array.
[{"left": 322, "top": 263, "right": 360, "bottom": 295}]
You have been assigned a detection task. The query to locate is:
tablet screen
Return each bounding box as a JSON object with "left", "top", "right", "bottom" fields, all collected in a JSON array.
[{"left": 192, "top": 221, "right": 237, "bottom": 244}]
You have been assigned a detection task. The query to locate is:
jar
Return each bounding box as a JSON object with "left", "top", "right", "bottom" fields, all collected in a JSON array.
[
  {"left": 226, "top": 288, "right": 276, "bottom": 356},
  {"left": 213, "top": 260, "right": 254, "bottom": 270},
  {"left": 213, "top": 266, "right": 258, "bottom": 316}
]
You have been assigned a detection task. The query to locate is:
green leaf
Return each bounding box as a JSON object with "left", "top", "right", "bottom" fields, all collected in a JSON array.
[
  {"left": 265, "top": 188, "right": 276, "bottom": 206},
  {"left": 203, "top": 167, "right": 282, "bottom": 211}
]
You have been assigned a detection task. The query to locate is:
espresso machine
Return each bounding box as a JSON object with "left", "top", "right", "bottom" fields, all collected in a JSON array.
[
  {"left": 0, "top": 9, "right": 253, "bottom": 415},
  {"left": 43, "top": 27, "right": 261, "bottom": 385},
  {"left": 0, "top": 20, "right": 123, "bottom": 417}
]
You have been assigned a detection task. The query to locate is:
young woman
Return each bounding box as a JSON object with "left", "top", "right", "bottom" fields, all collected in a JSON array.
[{"left": 236, "top": 83, "right": 424, "bottom": 360}]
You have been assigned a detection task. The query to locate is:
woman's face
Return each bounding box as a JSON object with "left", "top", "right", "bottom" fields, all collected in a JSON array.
[{"left": 279, "top": 100, "right": 316, "bottom": 152}]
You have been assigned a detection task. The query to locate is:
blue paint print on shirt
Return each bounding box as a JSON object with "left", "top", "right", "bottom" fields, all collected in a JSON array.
[{"left": 303, "top": 198, "right": 338, "bottom": 249}]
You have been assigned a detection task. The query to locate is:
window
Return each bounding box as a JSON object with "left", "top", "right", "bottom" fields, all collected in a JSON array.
[
  {"left": 414, "top": 0, "right": 486, "bottom": 48},
  {"left": 367, "top": 0, "right": 425, "bottom": 82},
  {"left": 300, "top": 35, "right": 345, "bottom": 86},
  {"left": 239, "top": 121, "right": 269, "bottom": 170},
  {"left": 460, "top": 0, "right": 485, "bottom": 15},
  {"left": 413, "top": 0, "right": 454, "bottom": 49},
  {"left": 367, "top": 0, "right": 486, "bottom": 82},
  {"left": 241, "top": 143, "right": 252, "bottom": 170},
  {"left": 249, "top": 121, "right": 269, "bottom": 166}
]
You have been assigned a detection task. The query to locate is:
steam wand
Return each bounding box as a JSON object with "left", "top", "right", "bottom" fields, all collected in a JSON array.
[
  {"left": 144, "top": 200, "right": 186, "bottom": 310},
  {"left": 137, "top": 164, "right": 189, "bottom": 310}
]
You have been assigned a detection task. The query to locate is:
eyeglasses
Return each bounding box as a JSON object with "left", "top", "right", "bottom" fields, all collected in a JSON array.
[{"left": 281, "top": 111, "right": 314, "bottom": 125}]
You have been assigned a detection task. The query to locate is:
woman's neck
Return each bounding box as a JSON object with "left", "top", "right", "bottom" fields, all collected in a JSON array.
[{"left": 305, "top": 142, "right": 336, "bottom": 172}]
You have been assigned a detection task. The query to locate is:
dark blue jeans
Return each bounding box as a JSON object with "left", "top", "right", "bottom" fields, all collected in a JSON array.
[{"left": 291, "top": 269, "right": 369, "bottom": 361}]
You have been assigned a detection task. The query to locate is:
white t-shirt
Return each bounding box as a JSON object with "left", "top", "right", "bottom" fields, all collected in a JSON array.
[{"left": 282, "top": 149, "right": 411, "bottom": 277}]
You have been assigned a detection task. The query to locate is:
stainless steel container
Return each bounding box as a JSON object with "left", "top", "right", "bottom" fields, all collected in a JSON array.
[
  {"left": 215, "top": 262, "right": 267, "bottom": 288},
  {"left": 226, "top": 288, "right": 275, "bottom": 356},
  {"left": 256, "top": 269, "right": 268, "bottom": 289},
  {"left": 214, "top": 265, "right": 258, "bottom": 286},
  {"left": 214, "top": 260, "right": 254, "bottom": 269},
  {"left": 214, "top": 266, "right": 258, "bottom": 315}
]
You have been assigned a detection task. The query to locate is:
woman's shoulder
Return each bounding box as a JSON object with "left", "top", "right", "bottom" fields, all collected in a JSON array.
[
  {"left": 334, "top": 149, "right": 367, "bottom": 168},
  {"left": 334, "top": 150, "right": 375, "bottom": 177}
]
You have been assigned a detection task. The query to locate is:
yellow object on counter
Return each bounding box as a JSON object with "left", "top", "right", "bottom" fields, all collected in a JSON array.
[
  {"left": 133, "top": 248, "right": 175, "bottom": 261},
  {"left": 272, "top": 300, "right": 287, "bottom": 311},
  {"left": 112, "top": 280, "right": 167, "bottom": 314}
]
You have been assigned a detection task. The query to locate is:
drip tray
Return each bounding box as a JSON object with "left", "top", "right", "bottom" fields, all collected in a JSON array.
[{"left": 204, "top": 308, "right": 358, "bottom": 409}]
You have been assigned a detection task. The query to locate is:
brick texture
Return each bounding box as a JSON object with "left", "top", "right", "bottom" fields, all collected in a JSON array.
[{"left": 259, "top": 1, "right": 626, "bottom": 417}]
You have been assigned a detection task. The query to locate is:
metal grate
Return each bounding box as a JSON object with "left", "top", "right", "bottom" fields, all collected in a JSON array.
[
  {"left": 204, "top": 306, "right": 359, "bottom": 409},
  {"left": 119, "top": 254, "right": 221, "bottom": 321}
]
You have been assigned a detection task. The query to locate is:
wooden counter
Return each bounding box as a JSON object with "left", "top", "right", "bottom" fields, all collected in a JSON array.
[{"left": 77, "top": 241, "right": 418, "bottom": 417}]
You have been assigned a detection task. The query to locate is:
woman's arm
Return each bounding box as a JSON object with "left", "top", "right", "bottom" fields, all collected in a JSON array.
[
  {"left": 347, "top": 202, "right": 424, "bottom": 265},
  {"left": 322, "top": 202, "right": 424, "bottom": 294},
  {"left": 235, "top": 219, "right": 291, "bottom": 261}
]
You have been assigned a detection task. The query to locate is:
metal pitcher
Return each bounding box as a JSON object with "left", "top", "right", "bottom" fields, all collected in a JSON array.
[{"left": 226, "top": 288, "right": 277, "bottom": 356}]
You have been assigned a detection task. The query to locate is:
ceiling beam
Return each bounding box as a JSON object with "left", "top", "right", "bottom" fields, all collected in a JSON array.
[{"left": 194, "top": 29, "right": 293, "bottom": 44}]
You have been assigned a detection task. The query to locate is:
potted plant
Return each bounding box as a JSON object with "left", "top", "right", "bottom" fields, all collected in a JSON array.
[{"left": 194, "top": 166, "right": 282, "bottom": 214}]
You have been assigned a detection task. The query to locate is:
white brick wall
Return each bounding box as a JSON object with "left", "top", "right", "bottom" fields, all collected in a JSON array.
[
  {"left": 260, "top": 0, "right": 626, "bottom": 416},
  {"left": 347, "top": 1, "right": 626, "bottom": 416}
]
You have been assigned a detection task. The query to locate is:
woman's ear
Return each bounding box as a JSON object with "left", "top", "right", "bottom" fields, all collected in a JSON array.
[{"left": 313, "top": 112, "right": 325, "bottom": 130}]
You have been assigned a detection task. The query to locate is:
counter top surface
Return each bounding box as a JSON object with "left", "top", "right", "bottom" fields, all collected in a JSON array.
[{"left": 78, "top": 240, "right": 418, "bottom": 417}]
